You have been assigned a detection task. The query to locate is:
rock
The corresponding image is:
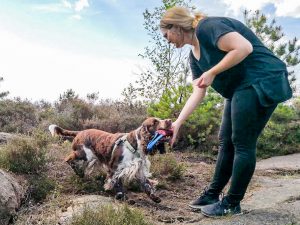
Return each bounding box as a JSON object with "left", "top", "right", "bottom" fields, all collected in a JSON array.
[
  {"left": 0, "top": 169, "right": 25, "bottom": 225},
  {"left": 243, "top": 176, "right": 300, "bottom": 210},
  {"left": 58, "top": 195, "right": 113, "bottom": 225},
  {"left": 197, "top": 207, "right": 298, "bottom": 225},
  {"left": 256, "top": 153, "right": 300, "bottom": 171}
]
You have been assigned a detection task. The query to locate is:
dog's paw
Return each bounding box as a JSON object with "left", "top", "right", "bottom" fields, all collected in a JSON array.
[
  {"left": 115, "top": 192, "right": 127, "bottom": 201},
  {"left": 148, "top": 179, "right": 159, "bottom": 187}
]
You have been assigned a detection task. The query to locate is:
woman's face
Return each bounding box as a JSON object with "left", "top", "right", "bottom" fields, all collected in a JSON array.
[{"left": 161, "top": 25, "right": 184, "bottom": 48}]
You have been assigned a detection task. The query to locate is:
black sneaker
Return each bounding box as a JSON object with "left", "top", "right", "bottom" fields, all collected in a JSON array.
[
  {"left": 201, "top": 197, "right": 242, "bottom": 218},
  {"left": 188, "top": 188, "right": 219, "bottom": 210}
]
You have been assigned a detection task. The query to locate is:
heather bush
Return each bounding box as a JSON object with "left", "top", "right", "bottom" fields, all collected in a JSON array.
[
  {"left": 48, "top": 90, "right": 147, "bottom": 133},
  {"left": 150, "top": 153, "right": 186, "bottom": 181},
  {"left": 71, "top": 204, "right": 152, "bottom": 225},
  {"left": 27, "top": 175, "right": 56, "bottom": 203},
  {"left": 66, "top": 174, "right": 105, "bottom": 194},
  {"left": 53, "top": 96, "right": 94, "bottom": 130},
  {"left": 0, "top": 129, "right": 52, "bottom": 174},
  {"left": 83, "top": 99, "right": 147, "bottom": 133},
  {"left": 0, "top": 98, "right": 38, "bottom": 133}
]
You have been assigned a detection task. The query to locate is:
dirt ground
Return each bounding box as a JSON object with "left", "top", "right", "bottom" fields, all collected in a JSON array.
[
  {"left": 14, "top": 143, "right": 219, "bottom": 224},
  {"left": 14, "top": 143, "right": 300, "bottom": 225},
  {"left": 127, "top": 152, "right": 216, "bottom": 224}
]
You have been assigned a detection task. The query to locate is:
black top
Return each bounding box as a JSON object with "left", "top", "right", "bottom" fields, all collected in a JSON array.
[{"left": 190, "top": 17, "right": 288, "bottom": 98}]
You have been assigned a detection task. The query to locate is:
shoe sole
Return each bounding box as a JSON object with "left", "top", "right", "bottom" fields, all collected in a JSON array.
[
  {"left": 188, "top": 201, "right": 219, "bottom": 211},
  {"left": 201, "top": 210, "right": 243, "bottom": 218},
  {"left": 188, "top": 205, "right": 203, "bottom": 211}
]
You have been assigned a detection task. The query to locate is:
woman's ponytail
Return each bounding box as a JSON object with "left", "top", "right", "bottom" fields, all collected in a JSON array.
[{"left": 192, "top": 12, "right": 203, "bottom": 29}]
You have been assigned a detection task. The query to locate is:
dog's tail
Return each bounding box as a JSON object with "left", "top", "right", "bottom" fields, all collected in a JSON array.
[{"left": 48, "top": 124, "right": 79, "bottom": 137}]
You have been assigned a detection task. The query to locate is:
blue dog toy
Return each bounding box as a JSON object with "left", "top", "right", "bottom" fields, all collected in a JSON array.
[{"left": 147, "top": 129, "right": 173, "bottom": 153}]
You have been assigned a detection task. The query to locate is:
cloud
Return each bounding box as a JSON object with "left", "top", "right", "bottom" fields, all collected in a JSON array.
[
  {"left": 75, "top": 0, "right": 90, "bottom": 12},
  {"left": 32, "top": 3, "right": 69, "bottom": 13},
  {"left": 32, "top": 1, "right": 90, "bottom": 20},
  {"left": 222, "top": 0, "right": 300, "bottom": 18},
  {"left": 274, "top": 0, "right": 300, "bottom": 18},
  {"left": 62, "top": 0, "right": 72, "bottom": 9},
  {"left": 71, "top": 14, "right": 82, "bottom": 20}
]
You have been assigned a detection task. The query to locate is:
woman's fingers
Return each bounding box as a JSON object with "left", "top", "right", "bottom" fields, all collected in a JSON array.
[
  {"left": 170, "top": 127, "right": 178, "bottom": 147},
  {"left": 198, "top": 78, "right": 206, "bottom": 88},
  {"left": 197, "top": 77, "right": 206, "bottom": 88},
  {"left": 170, "top": 134, "right": 177, "bottom": 147}
]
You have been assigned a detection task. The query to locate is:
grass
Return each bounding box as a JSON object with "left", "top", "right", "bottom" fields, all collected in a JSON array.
[
  {"left": 71, "top": 204, "right": 153, "bottom": 225},
  {"left": 150, "top": 153, "right": 186, "bottom": 181}
]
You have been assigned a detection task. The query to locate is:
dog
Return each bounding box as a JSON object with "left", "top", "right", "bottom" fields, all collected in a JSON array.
[{"left": 49, "top": 117, "right": 172, "bottom": 203}]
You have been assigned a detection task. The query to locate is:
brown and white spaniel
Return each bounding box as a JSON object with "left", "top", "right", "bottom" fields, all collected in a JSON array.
[{"left": 49, "top": 117, "right": 172, "bottom": 203}]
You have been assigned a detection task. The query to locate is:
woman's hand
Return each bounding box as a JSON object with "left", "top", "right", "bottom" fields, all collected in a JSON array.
[
  {"left": 196, "top": 71, "right": 216, "bottom": 88},
  {"left": 170, "top": 120, "right": 182, "bottom": 147}
]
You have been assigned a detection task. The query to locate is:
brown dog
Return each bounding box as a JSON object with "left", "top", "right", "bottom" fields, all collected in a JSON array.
[{"left": 49, "top": 117, "right": 172, "bottom": 202}]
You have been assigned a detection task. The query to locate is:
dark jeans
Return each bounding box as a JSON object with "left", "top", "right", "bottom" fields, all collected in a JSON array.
[{"left": 208, "top": 86, "right": 277, "bottom": 203}]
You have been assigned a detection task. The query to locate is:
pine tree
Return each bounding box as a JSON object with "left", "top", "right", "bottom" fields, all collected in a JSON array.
[{"left": 244, "top": 10, "right": 300, "bottom": 91}]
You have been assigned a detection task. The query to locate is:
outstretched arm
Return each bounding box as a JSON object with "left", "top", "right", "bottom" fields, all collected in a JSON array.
[{"left": 171, "top": 78, "right": 207, "bottom": 146}]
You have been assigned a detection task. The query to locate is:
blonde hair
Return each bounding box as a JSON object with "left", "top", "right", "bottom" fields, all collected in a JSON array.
[{"left": 160, "top": 6, "right": 205, "bottom": 31}]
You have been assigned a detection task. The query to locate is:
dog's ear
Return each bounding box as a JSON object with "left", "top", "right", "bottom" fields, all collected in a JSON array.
[
  {"left": 64, "top": 152, "right": 76, "bottom": 162},
  {"left": 139, "top": 125, "right": 153, "bottom": 154},
  {"left": 84, "top": 138, "right": 93, "bottom": 149}
]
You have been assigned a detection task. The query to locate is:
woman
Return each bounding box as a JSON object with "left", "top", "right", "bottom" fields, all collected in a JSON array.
[{"left": 160, "top": 6, "right": 292, "bottom": 217}]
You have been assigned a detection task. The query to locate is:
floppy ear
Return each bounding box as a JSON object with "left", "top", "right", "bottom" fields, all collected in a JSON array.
[
  {"left": 64, "top": 152, "right": 76, "bottom": 162},
  {"left": 140, "top": 125, "right": 153, "bottom": 154}
]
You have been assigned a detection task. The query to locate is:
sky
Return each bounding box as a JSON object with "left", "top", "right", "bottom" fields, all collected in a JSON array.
[{"left": 0, "top": 0, "right": 299, "bottom": 102}]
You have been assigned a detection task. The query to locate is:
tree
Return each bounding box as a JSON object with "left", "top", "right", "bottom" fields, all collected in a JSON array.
[
  {"left": 59, "top": 89, "right": 78, "bottom": 102},
  {"left": 0, "top": 77, "right": 9, "bottom": 99},
  {"left": 243, "top": 10, "right": 300, "bottom": 91},
  {"left": 122, "top": 0, "right": 193, "bottom": 102},
  {"left": 86, "top": 92, "right": 99, "bottom": 103}
]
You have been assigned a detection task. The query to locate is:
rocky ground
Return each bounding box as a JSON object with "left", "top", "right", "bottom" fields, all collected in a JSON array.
[{"left": 10, "top": 151, "right": 300, "bottom": 225}]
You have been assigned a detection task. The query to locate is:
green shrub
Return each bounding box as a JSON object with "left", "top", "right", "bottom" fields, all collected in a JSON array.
[
  {"left": 257, "top": 103, "right": 300, "bottom": 158},
  {"left": 148, "top": 85, "right": 223, "bottom": 150},
  {"left": 150, "top": 153, "right": 186, "bottom": 181},
  {"left": 71, "top": 204, "right": 152, "bottom": 225},
  {"left": 66, "top": 174, "right": 104, "bottom": 194},
  {"left": 0, "top": 130, "right": 52, "bottom": 174},
  {"left": 28, "top": 175, "right": 56, "bottom": 203}
]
